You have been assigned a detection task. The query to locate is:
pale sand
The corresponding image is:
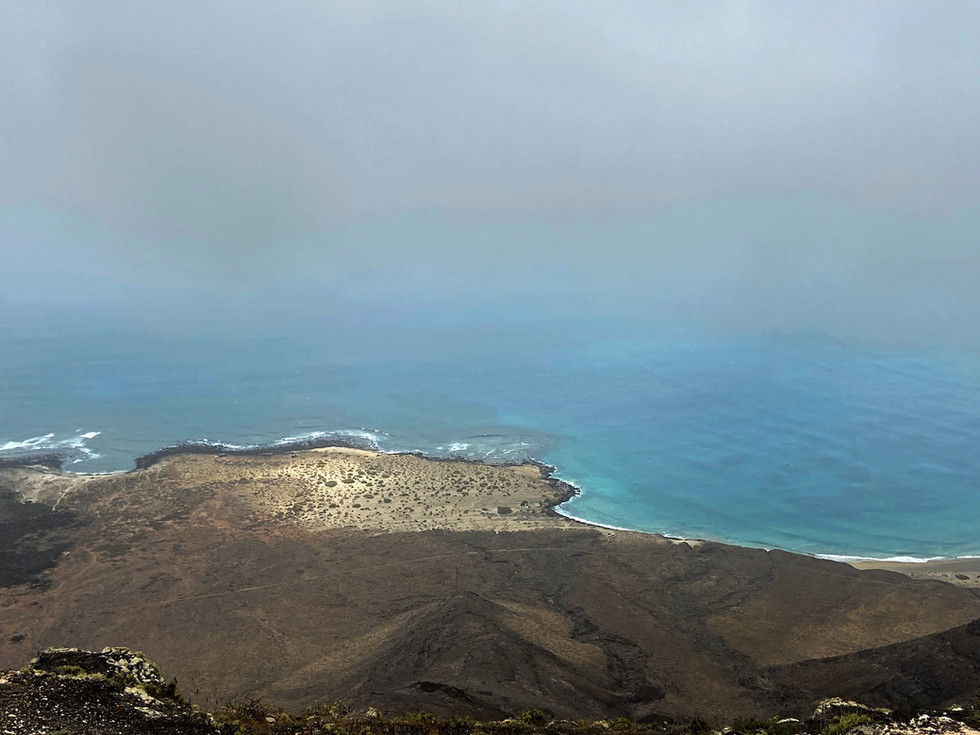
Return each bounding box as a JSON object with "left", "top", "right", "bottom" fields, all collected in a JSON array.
[
  {"left": 2, "top": 447, "right": 585, "bottom": 534},
  {"left": 851, "top": 558, "right": 980, "bottom": 588},
  {"left": 231, "top": 447, "right": 584, "bottom": 532}
]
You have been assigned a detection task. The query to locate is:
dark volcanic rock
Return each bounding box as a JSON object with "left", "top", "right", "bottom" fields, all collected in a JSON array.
[
  {"left": 0, "top": 647, "right": 217, "bottom": 734},
  {"left": 0, "top": 487, "right": 78, "bottom": 588},
  {"left": 332, "top": 591, "right": 666, "bottom": 721},
  {"left": 770, "top": 617, "right": 980, "bottom": 714}
]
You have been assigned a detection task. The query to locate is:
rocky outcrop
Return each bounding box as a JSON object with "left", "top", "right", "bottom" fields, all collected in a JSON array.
[
  {"left": 2, "top": 650, "right": 980, "bottom": 735},
  {"left": 0, "top": 647, "right": 217, "bottom": 734}
]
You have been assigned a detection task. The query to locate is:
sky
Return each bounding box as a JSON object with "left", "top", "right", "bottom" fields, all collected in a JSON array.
[{"left": 1, "top": 1, "right": 979, "bottom": 348}]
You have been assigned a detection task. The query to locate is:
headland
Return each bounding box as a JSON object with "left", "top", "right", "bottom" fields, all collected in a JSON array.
[{"left": 2, "top": 446, "right": 980, "bottom": 722}]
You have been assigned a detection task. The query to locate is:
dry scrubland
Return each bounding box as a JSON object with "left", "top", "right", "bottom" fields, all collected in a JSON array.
[
  {"left": 2, "top": 448, "right": 980, "bottom": 724},
  {"left": 203, "top": 448, "right": 581, "bottom": 532}
]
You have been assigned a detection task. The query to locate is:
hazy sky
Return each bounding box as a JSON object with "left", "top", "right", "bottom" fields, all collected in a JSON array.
[{"left": 1, "top": 1, "right": 978, "bottom": 346}]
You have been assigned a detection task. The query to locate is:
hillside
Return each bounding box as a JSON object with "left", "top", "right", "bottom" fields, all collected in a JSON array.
[
  {"left": 2, "top": 448, "right": 980, "bottom": 722},
  {"left": 3, "top": 647, "right": 980, "bottom": 735}
]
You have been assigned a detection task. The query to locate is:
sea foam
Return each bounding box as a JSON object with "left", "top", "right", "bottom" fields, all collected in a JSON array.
[{"left": 0, "top": 430, "right": 103, "bottom": 462}]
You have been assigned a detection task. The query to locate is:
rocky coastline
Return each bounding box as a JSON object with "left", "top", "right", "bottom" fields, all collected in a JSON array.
[{"left": 3, "top": 448, "right": 980, "bottom": 722}]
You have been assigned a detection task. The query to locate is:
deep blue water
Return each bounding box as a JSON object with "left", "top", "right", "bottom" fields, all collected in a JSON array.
[{"left": 2, "top": 304, "right": 979, "bottom": 560}]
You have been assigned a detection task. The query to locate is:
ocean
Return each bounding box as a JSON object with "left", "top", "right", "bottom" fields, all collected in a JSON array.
[{"left": 2, "top": 299, "right": 979, "bottom": 561}]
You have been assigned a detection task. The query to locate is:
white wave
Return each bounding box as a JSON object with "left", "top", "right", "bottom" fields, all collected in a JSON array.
[
  {"left": 552, "top": 509, "right": 636, "bottom": 533},
  {"left": 186, "top": 428, "right": 388, "bottom": 453},
  {"left": 278, "top": 428, "right": 389, "bottom": 450},
  {"left": 0, "top": 430, "right": 102, "bottom": 456},
  {"left": 1, "top": 433, "right": 55, "bottom": 452},
  {"left": 814, "top": 552, "right": 975, "bottom": 563},
  {"left": 273, "top": 431, "right": 330, "bottom": 445},
  {"left": 344, "top": 428, "right": 389, "bottom": 447},
  {"left": 429, "top": 433, "right": 549, "bottom": 463},
  {"left": 550, "top": 507, "right": 693, "bottom": 538},
  {"left": 70, "top": 453, "right": 103, "bottom": 463},
  {"left": 319, "top": 428, "right": 387, "bottom": 450},
  {"left": 189, "top": 439, "right": 257, "bottom": 450}
]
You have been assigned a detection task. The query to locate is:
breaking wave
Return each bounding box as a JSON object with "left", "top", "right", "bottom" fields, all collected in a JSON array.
[{"left": 0, "top": 430, "right": 103, "bottom": 464}]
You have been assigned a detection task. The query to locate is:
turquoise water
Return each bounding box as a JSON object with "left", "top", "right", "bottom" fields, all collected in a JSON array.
[{"left": 2, "top": 303, "right": 979, "bottom": 560}]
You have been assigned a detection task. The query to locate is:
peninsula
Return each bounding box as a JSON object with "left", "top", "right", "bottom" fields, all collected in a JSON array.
[{"left": 2, "top": 447, "right": 980, "bottom": 722}]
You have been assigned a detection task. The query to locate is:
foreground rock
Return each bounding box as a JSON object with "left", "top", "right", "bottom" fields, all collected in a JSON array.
[
  {"left": 2, "top": 649, "right": 980, "bottom": 735},
  {"left": 0, "top": 647, "right": 216, "bottom": 734}
]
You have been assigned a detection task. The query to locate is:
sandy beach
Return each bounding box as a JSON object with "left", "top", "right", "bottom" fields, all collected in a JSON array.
[{"left": 851, "top": 557, "right": 980, "bottom": 588}]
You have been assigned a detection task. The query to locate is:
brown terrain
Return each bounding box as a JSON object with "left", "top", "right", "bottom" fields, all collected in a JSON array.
[{"left": 2, "top": 447, "right": 980, "bottom": 723}]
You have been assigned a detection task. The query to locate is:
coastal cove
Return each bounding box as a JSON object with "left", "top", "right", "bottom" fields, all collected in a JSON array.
[
  {"left": 3, "top": 440, "right": 980, "bottom": 586},
  {"left": 3, "top": 317, "right": 980, "bottom": 561}
]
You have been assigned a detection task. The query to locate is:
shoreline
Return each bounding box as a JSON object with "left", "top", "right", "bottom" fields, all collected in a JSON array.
[
  {"left": 2, "top": 444, "right": 588, "bottom": 535},
  {"left": 7, "top": 450, "right": 980, "bottom": 722},
  {"left": 2, "top": 440, "right": 976, "bottom": 572},
  {"left": 849, "top": 556, "right": 980, "bottom": 587},
  {"left": 2, "top": 436, "right": 582, "bottom": 514}
]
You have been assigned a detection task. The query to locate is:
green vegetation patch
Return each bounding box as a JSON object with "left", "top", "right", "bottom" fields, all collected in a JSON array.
[{"left": 821, "top": 713, "right": 870, "bottom": 735}]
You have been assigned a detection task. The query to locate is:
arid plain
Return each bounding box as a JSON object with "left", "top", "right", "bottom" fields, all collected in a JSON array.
[{"left": 2, "top": 448, "right": 980, "bottom": 722}]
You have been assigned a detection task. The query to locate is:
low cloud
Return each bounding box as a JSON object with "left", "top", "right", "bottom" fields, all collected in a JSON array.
[{"left": 1, "top": 1, "right": 978, "bottom": 349}]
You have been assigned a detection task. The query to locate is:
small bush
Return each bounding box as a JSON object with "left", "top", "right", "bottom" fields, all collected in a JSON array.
[
  {"left": 52, "top": 665, "right": 87, "bottom": 677},
  {"left": 518, "top": 710, "right": 548, "bottom": 726},
  {"left": 217, "top": 697, "right": 276, "bottom": 723},
  {"left": 447, "top": 715, "right": 476, "bottom": 732},
  {"left": 144, "top": 678, "right": 182, "bottom": 702},
  {"left": 822, "top": 713, "right": 870, "bottom": 735}
]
